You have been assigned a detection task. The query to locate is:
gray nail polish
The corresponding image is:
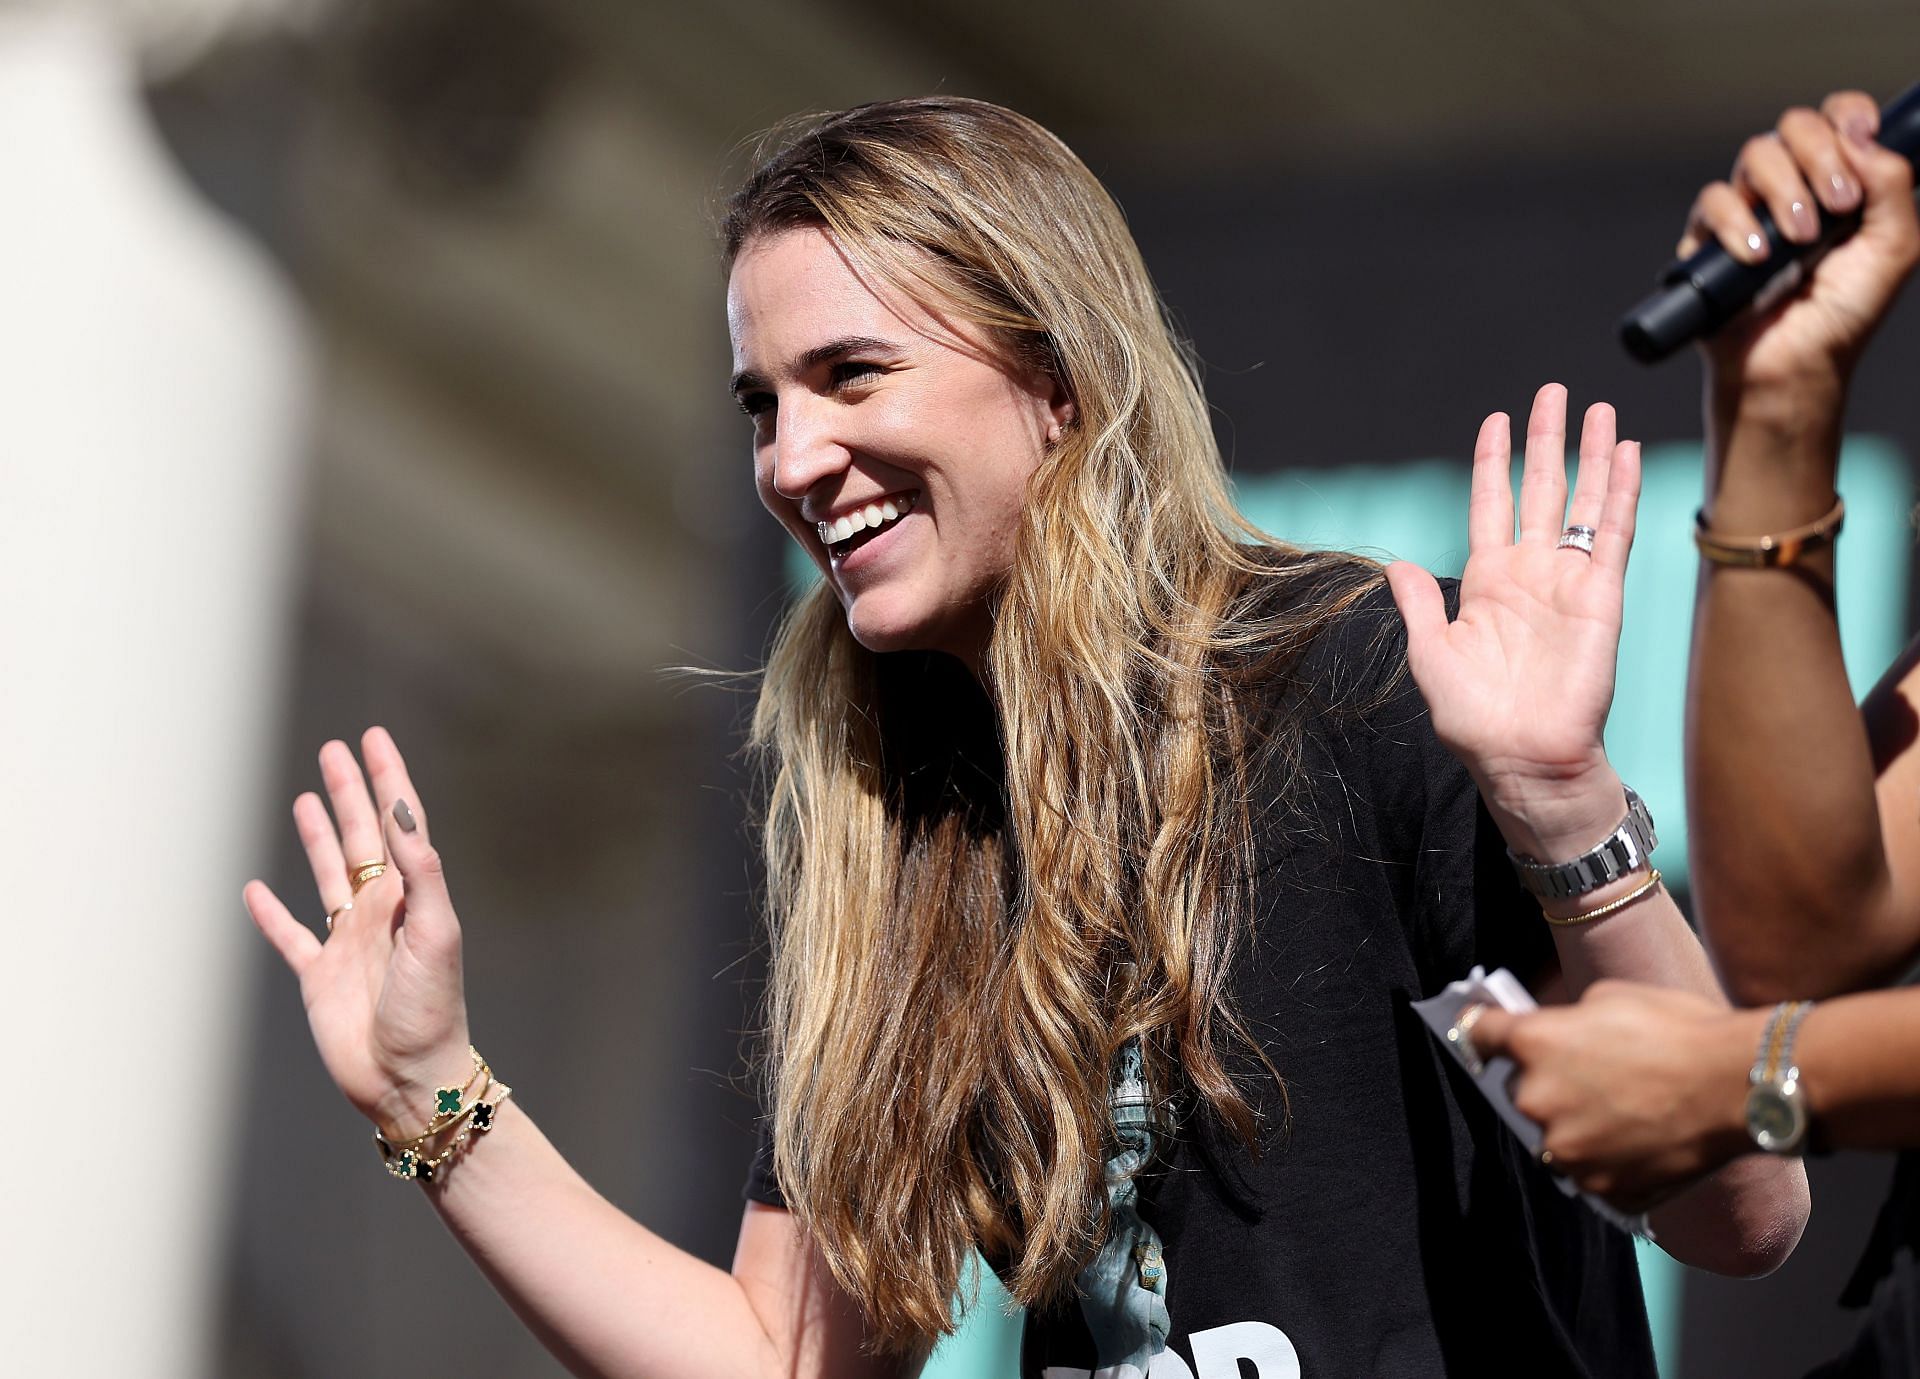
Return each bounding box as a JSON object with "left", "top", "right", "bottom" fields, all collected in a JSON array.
[{"left": 392, "top": 799, "right": 418, "bottom": 834}]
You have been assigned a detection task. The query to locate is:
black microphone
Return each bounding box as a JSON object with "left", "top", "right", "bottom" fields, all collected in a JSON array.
[{"left": 1620, "top": 81, "right": 1920, "bottom": 363}]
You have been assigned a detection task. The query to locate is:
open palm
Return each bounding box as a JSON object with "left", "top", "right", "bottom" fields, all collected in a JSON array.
[
  {"left": 243, "top": 727, "right": 474, "bottom": 1135},
  {"left": 1386, "top": 385, "right": 1640, "bottom": 852}
]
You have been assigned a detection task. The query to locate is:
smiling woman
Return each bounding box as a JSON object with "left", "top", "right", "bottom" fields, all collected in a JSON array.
[
  {"left": 246, "top": 94, "right": 1808, "bottom": 1379},
  {"left": 728, "top": 227, "right": 1066, "bottom": 664}
]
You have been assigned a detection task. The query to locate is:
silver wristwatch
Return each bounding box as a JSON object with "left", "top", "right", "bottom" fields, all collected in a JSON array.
[
  {"left": 1507, "top": 786, "right": 1658, "bottom": 900},
  {"left": 1746, "top": 1000, "right": 1814, "bottom": 1155}
]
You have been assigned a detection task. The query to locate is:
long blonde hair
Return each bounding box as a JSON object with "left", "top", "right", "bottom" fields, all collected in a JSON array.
[{"left": 726, "top": 97, "right": 1386, "bottom": 1349}]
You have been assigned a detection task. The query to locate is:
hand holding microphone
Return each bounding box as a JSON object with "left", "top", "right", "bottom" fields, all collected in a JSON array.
[{"left": 1622, "top": 86, "right": 1920, "bottom": 378}]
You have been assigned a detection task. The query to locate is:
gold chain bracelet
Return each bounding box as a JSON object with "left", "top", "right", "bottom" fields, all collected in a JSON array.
[
  {"left": 370, "top": 1046, "right": 510, "bottom": 1183},
  {"left": 1543, "top": 868, "right": 1663, "bottom": 927},
  {"left": 376, "top": 1079, "right": 514, "bottom": 1184},
  {"left": 379, "top": 1046, "right": 490, "bottom": 1146}
]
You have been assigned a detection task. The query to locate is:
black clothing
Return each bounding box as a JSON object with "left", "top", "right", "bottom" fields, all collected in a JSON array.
[
  {"left": 746, "top": 583, "right": 1655, "bottom": 1378},
  {"left": 1811, "top": 1151, "right": 1920, "bottom": 1377}
]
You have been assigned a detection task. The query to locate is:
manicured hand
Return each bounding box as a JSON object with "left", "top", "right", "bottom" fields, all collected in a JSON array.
[
  {"left": 243, "top": 727, "right": 475, "bottom": 1136},
  {"left": 1467, "top": 981, "right": 1760, "bottom": 1213},
  {"left": 1385, "top": 384, "right": 1639, "bottom": 861},
  {"left": 1686, "top": 90, "right": 1920, "bottom": 393}
]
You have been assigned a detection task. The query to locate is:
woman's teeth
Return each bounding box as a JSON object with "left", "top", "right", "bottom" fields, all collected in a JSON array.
[{"left": 817, "top": 494, "right": 914, "bottom": 549}]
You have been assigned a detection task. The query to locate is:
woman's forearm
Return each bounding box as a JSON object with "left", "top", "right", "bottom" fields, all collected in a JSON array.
[
  {"left": 1485, "top": 768, "right": 1810, "bottom": 1274},
  {"left": 412, "top": 1102, "right": 785, "bottom": 1379},
  {"left": 1686, "top": 381, "right": 1913, "bottom": 1001},
  {"left": 1551, "top": 887, "right": 1807, "bottom": 1274}
]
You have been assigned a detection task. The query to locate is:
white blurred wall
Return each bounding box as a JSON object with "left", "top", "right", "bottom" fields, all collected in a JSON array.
[{"left": 0, "top": 8, "right": 309, "bottom": 1374}]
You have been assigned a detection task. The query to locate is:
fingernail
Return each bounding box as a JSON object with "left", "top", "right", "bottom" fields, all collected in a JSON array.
[
  {"left": 1788, "top": 199, "right": 1819, "bottom": 241},
  {"left": 1744, "top": 231, "right": 1768, "bottom": 261},
  {"left": 1830, "top": 170, "right": 1862, "bottom": 212},
  {"left": 392, "top": 799, "right": 418, "bottom": 834},
  {"left": 1845, "top": 115, "right": 1876, "bottom": 149}
]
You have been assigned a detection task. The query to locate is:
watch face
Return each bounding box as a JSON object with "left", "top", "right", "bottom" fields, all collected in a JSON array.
[{"left": 1746, "top": 1083, "right": 1807, "bottom": 1153}]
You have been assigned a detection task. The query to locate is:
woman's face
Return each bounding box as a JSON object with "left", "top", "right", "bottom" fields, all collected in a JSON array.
[{"left": 727, "top": 227, "right": 1070, "bottom": 669}]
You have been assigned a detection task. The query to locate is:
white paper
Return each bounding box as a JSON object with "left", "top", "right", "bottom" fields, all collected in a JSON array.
[{"left": 1411, "top": 966, "right": 1652, "bottom": 1239}]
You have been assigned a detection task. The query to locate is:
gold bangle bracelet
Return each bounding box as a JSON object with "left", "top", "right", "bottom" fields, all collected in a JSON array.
[
  {"left": 1543, "top": 868, "right": 1663, "bottom": 927},
  {"left": 1694, "top": 497, "right": 1844, "bottom": 568}
]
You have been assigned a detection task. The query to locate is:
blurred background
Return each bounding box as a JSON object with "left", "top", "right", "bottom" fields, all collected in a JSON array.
[{"left": 8, "top": 0, "right": 1920, "bottom": 1374}]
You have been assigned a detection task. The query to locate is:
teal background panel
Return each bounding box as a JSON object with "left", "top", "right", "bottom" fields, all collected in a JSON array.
[{"left": 923, "top": 1259, "right": 1021, "bottom": 1379}]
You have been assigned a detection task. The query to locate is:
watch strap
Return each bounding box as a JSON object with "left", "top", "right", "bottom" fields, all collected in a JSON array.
[
  {"left": 1508, "top": 786, "right": 1658, "bottom": 900},
  {"left": 1747, "top": 1000, "right": 1816, "bottom": 1155},
  {"left": 1751, "top": 1000, "right": 1814, "bottom": 1083}
]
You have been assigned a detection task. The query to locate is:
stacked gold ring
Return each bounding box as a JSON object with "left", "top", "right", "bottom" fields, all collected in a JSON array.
[{"left": 349, "top": 859, "right": 389, "bottom": 894}]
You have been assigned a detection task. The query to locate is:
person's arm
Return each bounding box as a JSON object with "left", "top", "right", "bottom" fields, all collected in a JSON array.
[
  {"left": 420, "top": 1109, "right": 907, "bottom": 1379},
  {"left": 1387, "top": 385, "right": 1807, "bottom": 1275},
  {"left": 244, "top": 728, "right": 905, "bottom": 1379},
  {"left": 1467, "top": 982, "right": 1920, "bottom": 1214},
  {"left": 1683, "top": 91, "right": 1920, "bottom": 1001}
]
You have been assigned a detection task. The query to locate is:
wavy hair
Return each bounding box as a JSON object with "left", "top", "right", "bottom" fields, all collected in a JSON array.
[{"left": 726, "top": 97, "right": 1386, "bottom": 1349}]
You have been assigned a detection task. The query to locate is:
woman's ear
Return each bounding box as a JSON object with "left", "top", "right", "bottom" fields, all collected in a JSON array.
[{"left": 1047, "top": 389, "right": 1076, "bottom": 441}]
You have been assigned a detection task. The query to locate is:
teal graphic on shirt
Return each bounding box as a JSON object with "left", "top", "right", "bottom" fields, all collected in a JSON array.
[{"left": 1073, "top": 1039, "right": 1170, "bottom": 1371}]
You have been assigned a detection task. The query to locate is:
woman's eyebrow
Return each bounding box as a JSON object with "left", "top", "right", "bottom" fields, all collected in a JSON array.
[{"left": 730, "top": 335, "right": 901, "bottom": 397}]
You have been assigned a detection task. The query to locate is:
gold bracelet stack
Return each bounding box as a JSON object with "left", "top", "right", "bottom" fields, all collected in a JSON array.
[{"left": 371, "top": 1045, "right": 513, "bottom": 1185}]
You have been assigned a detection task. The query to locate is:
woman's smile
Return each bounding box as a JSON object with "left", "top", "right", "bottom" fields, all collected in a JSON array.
[{"left": 814, "top": 490, "right": 917, "bottom": 560}]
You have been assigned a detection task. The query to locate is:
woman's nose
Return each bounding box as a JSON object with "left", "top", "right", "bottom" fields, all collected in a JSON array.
[{"left": 768, "top": 398, "right": 850, "bottom": 500}]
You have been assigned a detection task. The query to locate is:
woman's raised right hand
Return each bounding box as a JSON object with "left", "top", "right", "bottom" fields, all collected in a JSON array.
[{"left": 244, "top": 727, "right": 475, "bottom": 1137}]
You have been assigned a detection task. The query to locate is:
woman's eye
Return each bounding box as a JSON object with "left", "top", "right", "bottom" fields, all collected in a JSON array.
[{"left": 830, "top": 361, "right": 883, "bottom": 389}]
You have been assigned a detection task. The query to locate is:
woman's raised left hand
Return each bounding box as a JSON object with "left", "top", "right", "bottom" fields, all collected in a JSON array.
[{"left": 1385, "top": 383, "right": 1640, "bottom": 861}]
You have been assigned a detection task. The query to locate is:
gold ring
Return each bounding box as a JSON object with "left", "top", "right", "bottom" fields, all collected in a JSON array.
[
  {"left": 1446, "top": 1002, "right": 1487, "bottom": 1077},
  {"left": 326, "top": 900, "right": 354, "bottom": 933},
  {"left": 350, "top": 861, "right": 389, "bottom": 894}
]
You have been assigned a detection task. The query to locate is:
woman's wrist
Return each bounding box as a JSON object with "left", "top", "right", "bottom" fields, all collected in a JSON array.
[
  {"left": 1706, "top": 369, "right": 1847, "bottom": 497},
  {"left": 369, "top": 1040, "right": 482, "bottom": 1140},
  {"left": 1701, "top": 370, "right": 1847, "bottom": 578},
  {"left": 1703, "top": 1008, "right": 1778, "bottom": 1159},
  {"left": 1707, "top": 351, "right": 1850, "bottom": 426},
  {"left": 1479, "top": 759, "right": 1629, "bottom": 866}
]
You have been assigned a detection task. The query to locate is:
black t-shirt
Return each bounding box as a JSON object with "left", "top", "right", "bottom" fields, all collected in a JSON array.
[
  {"left": 1805, "top": 1151, "right": 1920, "bottom": 1377},
  {"left": 745, "top": 584, "right": 1654, "bottom": 1378}
]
